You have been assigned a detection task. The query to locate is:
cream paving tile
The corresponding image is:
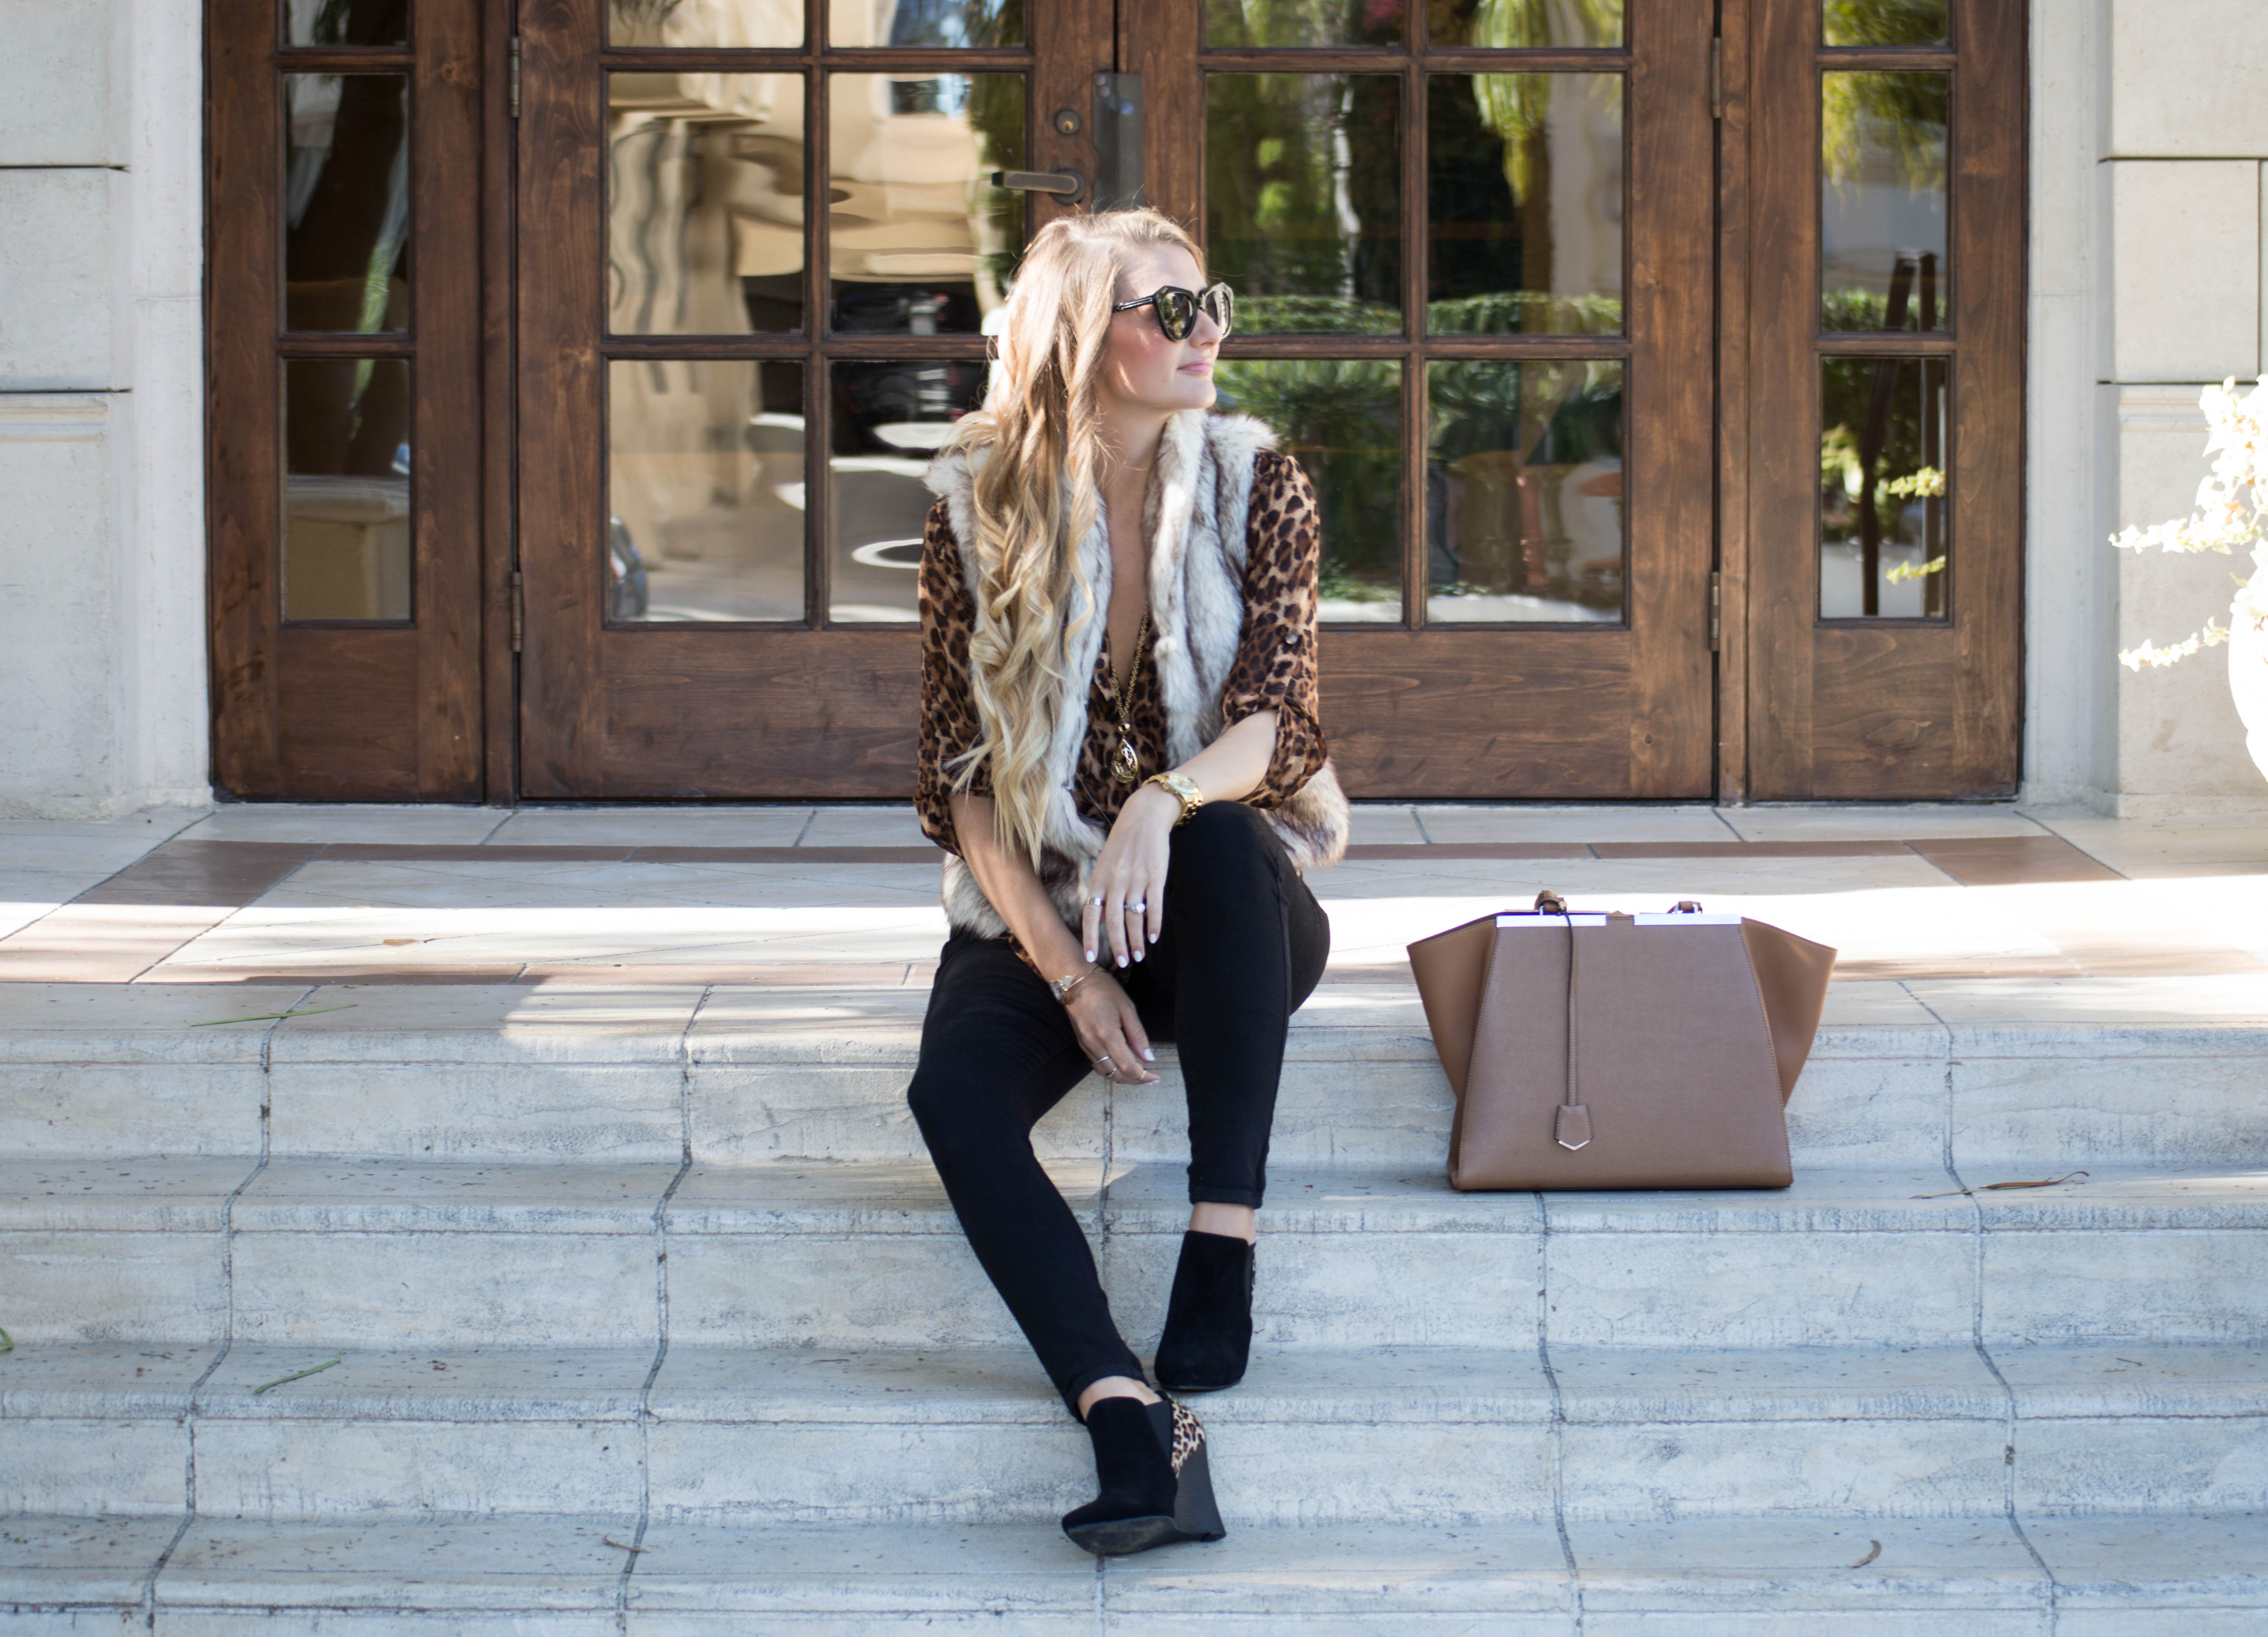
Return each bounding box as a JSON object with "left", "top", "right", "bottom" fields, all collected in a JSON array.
[
  {"left": 2025, "top": 1513, "right": 2268, "bottom": 1608},
  {"left": 233, "top": 1158, "right": 679, "bottom": 1231},
  {"left": 265, "top": 983, "right": 706, "bottom": 1063},
  {"left": 1989, "top": 1342, "right": 2268, "bottom": 1418},
  {"left": 0, "top": 805, "right": 208, "bottom": 852},
  {"left": 799, "top": 805, "right": 933, "bottom": 847},
  {"left": 1906, "top": 972, "right": 2268, "bottom": 1024},
  {"left": 2032, "top": 812, "right": 2268, "bottom": 879},
  {"left": 0, "top": 1340, "right": 222, "bottom": 1415},
  {"left": 155, "top": 1514, "right": 634, "bottom": 1612},
  {"left": 240, "top": 857, "right": 943, "bottom": 911},
  {"left": 0, "top": 1513, "right": 181, "bottom": 1605},
  {"left": 0, "top": 983, "right": 316, "bottom": 1062},
  {"left": 1566, "top": 1516, "right": 2049, "bottom": 1611},
  {"left": 173, "top": 804, "right": 512, "bottom": 845},
  {"left": 1410, "top": 805, "right": 1736, "bottom": 843},
  {"left": 1820, "top": 981, "right": 1947, "bottom": 1028},
  {"left": 0, "top": 1156, "right": 258, "bottom": 1231},
  {"left": 622, "top": 1520, "right": 1097, "bottom": 1615},
  {"left": 193, "top": 1345, "right": 656, "bottom": 1417},
  {"left": 1347, "top": 804, "right": 1424, "bottom": 844},
  {"left": 484, "top": 806, "right": 815, "bottom": 847},
  {"left": 1548, "top": 1344, "right": 2005, "bottom": 1422},
  {"left": 1720, "top": 805, "right": 2049, "bottom": 841}
]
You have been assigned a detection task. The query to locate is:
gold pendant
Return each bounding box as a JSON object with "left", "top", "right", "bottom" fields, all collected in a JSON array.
[{"left": 1111, "top": 740, "right": 1140, "bottom": 784}]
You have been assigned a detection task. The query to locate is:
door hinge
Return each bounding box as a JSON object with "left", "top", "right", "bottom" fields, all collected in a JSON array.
[
  {"left": 1710, "top": 37, "right": 1724, "bottom": 120},
  {"left": 1709, "top": 570, "right": 1722, "bottom": 652},
  {"left": 509, "top": 37, "right": 522, "bottom": 120},
  {"left": 510, "top": 569, "right": 524, "bottom": 653}
]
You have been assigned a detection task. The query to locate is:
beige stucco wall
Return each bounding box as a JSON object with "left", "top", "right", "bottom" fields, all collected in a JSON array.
[{"left": 2063, "top": 0, "right": 2268, "bottom": 814}]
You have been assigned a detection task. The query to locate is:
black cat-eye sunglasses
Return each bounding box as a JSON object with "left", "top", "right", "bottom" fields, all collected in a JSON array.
[{"left": 1111, "top": 281, "right": 1234, "bottom": 342}]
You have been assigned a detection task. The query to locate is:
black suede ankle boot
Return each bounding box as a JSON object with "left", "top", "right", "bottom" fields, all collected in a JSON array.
[
  {"left": 1061, "top": 1396, "right": 1225, "bottom": 1557},
  {"left": 1153, "top": 1230, "right": 1256, "bottom": 1392}
]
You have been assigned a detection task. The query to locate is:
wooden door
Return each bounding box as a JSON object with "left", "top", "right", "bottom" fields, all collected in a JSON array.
[
  {"left": 1734, "top": 0, "right": 2024, "bottom": 798},
  {"left": 518, "top": 0, "right": 1714, "bottom": 800},
  {"left": 517, "top": 0, "right": 1113, "bottom": 797},
  {"left": 1133, "top": 0, "right": 1719, "bottom": 799},
  {"left": 208, "top": 0, "right": 494, "bottom": 799}
]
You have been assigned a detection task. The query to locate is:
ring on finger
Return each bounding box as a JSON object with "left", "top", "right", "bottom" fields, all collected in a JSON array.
[{"left": 1126, "top": 899, "right": 1146, "bottom": 913}]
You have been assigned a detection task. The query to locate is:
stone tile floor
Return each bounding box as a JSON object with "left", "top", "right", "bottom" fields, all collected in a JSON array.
[{"left": 0, "top": 803, "right": 2262, "bottom": 998}]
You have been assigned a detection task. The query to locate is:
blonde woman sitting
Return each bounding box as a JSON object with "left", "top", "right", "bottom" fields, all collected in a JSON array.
[{"left": 909, "top": 207, "right": 1347, "bottom": 1557}]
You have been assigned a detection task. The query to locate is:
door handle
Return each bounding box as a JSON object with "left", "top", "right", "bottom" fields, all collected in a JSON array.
[{"left": 991, "top": 169, "right": 1086, "bottom": 203}]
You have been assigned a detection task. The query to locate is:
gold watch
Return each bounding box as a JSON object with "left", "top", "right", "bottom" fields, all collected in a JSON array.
[{"left": 1142, "top": 769, "right": 1205, "bottom": 826}]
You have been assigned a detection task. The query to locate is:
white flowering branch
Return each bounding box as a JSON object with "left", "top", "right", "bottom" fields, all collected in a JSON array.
[{"left": 2113, "top": 376, "right": 2268, "bottom": 668}]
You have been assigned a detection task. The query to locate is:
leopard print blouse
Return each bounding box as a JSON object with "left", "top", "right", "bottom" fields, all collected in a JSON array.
[{"left": 915, "top": 447, "right": 1328, "bottom": 858}]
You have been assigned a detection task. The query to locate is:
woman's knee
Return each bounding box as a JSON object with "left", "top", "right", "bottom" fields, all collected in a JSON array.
[{"left": 1169, "top": 801, "right": 1282, "bottom": 893}]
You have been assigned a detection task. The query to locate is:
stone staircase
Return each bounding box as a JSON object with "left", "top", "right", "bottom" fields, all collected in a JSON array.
[{"left": 2, "top": 976, "right": 2264, "bottom": 1632}]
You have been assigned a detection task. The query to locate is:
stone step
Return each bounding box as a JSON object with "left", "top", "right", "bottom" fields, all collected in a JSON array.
[
  {"left": 7, "top": 981, "right": 2268, "bottom": 1172},
  {"left": 6, "top": 1159, "right": 2264, "bottom": 1353},
  {"left": 6, "top": 1341, "right": 2263, "bottom": 1526},
  {"left": 3, "top": 1510, "right": 2261, "bottom": 1633}
]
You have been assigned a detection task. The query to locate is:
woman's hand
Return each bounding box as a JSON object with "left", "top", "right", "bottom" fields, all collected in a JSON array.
[
  {"left": 1083, "top": 784, "right": 1178, "bottom": 968},
  {"left": 1064, "top": 969, "right": 1157, "bottom": 1083}
]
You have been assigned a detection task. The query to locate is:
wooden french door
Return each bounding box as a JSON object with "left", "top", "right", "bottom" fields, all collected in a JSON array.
[
  {"left": 514, "top": 0, "right": 1715, "bottom": 799},
  {"left": 208, "top": 0, "right": 503, "bottom": 800},
  {"left": 1730, "top": 0, "right": 2024, "bottom": 798}
]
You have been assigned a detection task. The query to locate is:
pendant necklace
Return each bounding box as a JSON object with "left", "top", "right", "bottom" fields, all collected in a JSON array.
[{"left": 1106, "top": 612, "right": 1150, "bottom": 785}]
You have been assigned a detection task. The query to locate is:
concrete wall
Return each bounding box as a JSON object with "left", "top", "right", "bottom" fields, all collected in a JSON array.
[
  {"left": 0, "top": 0, "right": 207, "bottom": 818},
  {"left": 2057, "top": 0, "right": 2268, "bottom": 814}
]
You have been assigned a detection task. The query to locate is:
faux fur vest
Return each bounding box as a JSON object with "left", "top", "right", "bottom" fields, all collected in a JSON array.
[{"left": 923, "top": 408, "right": 1351, "bottom": 940}]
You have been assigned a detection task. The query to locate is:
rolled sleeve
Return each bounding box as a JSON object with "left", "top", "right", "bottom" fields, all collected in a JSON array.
[
  {"left": 1221, "top": 451, "right": 1329, "bottom": 809},
  {"left": 915, "top": 498, "right": 990, "bottom": 854}
]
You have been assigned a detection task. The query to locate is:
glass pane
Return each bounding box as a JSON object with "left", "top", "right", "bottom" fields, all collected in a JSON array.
[
  {"left": 1822, "top": 72, "right": 1948, "bottom": 332},
  {"left": 1430, "top": 0, "right": 1623, "bottom": 48},
  {"left": 1205, "top": 0, "right": 1400, "bottom": 48},
  {"left": 1427, "top": 73, "right": 1623, "bottom": 336},
  {"left": 1213, "top": 359, "right": 1403, "bottom": 622},
  {"left": 284, "top": 74, "right": 411, "bottom": 333},
  {"left": 610, "top": 0, "right": 803, "bottom": 47},
  {"left": 829, "top": 74, "right": 1025, "bottom": 336},
  {"left": 609, "top": 74, "right": 806, "bottom": 336},
  {"left": 284, "top": 359, "right": 413, "bottom": 622},
  {"left": 608, "top": 359, "right": 807, "bottom": 622},
  {"left": 828, "top": 359, "right": 987, "bottom": 622},
  {"left": 1207, "top": 75, "right": 1401, "bottom": 336},
  {"left": 1427, "top": 359, "right": 1623, "bottom": 622},
  {"left": 1819, "top": 355, "right": 1947, "bottom": 619},
  {"left": 1823, "top": 0, "right": 1946, "bottom": 47},
  {"left": 285, "top": 0, "right": 408, "bottom": 46},
  {"left": 828, "top": 0, "right": 1022, "bottom": 47}
]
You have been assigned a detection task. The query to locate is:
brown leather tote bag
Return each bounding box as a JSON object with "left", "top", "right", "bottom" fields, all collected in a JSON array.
[{"left": 1406, "top": 894, "right": 1836, "bottom": 1191}]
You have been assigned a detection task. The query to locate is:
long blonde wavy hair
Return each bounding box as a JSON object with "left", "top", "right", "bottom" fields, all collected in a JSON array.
[{"left": 941, "top": 208, "right": 1208, "bottom": 867}]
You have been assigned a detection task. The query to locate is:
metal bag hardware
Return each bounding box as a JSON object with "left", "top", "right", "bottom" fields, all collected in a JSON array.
[{"left": 1406, "top": 892, "right": 1836, "bottom": 1191}]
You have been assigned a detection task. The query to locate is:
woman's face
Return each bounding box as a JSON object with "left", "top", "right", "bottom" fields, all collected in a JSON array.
[{"left": 1099, "top": 243, "right": 1222, "bottom": 417}]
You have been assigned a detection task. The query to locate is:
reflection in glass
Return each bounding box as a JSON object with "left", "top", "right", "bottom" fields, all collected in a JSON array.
[
  {"left": 1822, "top": 72, "right": 1947, "bottom": 332},
  {"left": 828, "top": 0, "right": 1022, "bottom": 47},
  {"left": 1819, "top": 355, "right": 1946, "bottom": 619},
  {"left": 1428, "top": 74, "right": 1623, "bottom": 336},
  {"left": 828, "top": 359, "right": 987, "bottom": 622},
  {"left": 609, "top": 74, "right": 806, "bottom": 336},
  {"left": 284, "top": 75, "right": 410, "bottom": 334},
  {"left": 1427, "top": 360, "right": 1623, "bottom": 622},
  {"left": 828, "top": 75, "right": 1025, "bottom": 336},
  {"left": 1823, "top": 0, "right": 1945, "bottom": 46},
  {"left": 608, "top": 359, "right": 807, "bottom": 622},
  {"left": 1207, "top": 76, "right": 1401, "bottom": 336},
  {"left": 1431, "top": 0, "right": 1623, "bottom": 48},
  {"left": 1214, "top": 359, "right": 1403, "bottom": 621},
  {"left": 1205, "top": 0, "right": 1399, "bottom": 48},
  {"left": 285, "top": 0, "right": 408, "bottom": 46},
  {"left": 609, "top": 0, "right": 802, "bottom": 47},
  {"left": 284, "top": 359, "right": 413, "bottom": 622}
]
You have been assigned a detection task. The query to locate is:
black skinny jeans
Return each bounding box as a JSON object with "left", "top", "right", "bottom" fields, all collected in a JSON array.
[{"left": 906, "top": 801, "right": 1331, "bottom": 1416}]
